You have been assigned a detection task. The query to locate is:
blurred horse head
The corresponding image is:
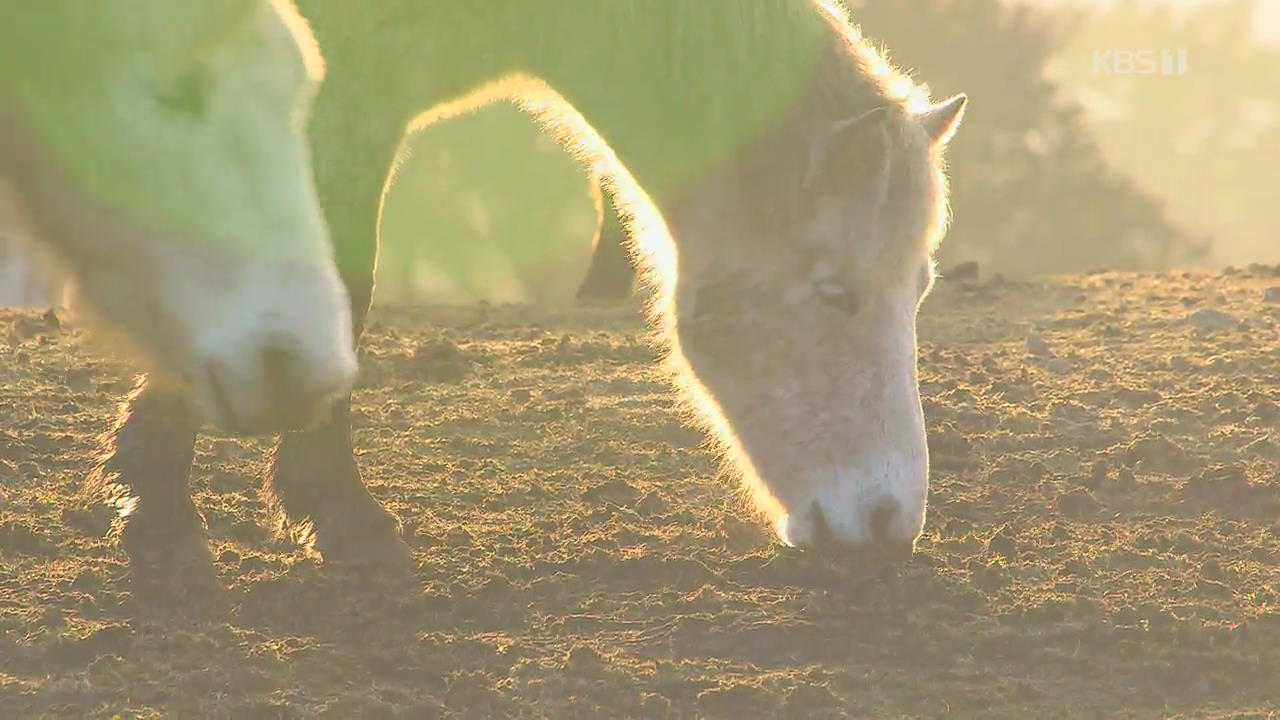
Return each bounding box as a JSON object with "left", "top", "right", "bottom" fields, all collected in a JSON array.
[{"left": 0, "top": 0, "right": 356, "bottom": 434}]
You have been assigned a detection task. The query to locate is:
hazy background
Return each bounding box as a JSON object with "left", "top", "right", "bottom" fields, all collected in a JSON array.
[{"left": 3, "top": 0, "right": 1277, "bottom": 305}]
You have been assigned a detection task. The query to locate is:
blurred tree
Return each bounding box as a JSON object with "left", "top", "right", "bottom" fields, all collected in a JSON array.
[
  {"left": 1047, "top": 0, "right": 1280, "bottom": 266},
  {"left": 850, "top": 0, "right": 1202, "bottom": 274}
]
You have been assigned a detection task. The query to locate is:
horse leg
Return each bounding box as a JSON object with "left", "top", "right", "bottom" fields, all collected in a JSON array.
[
  {"left": 88, "top": 376, "right": 208, "bottom": 573},
  {"left": 575, "top": 174, "right": 637, "bottom": 301},
  {"left": 263, "top": 93, "right": 412, "bottom": 570}
]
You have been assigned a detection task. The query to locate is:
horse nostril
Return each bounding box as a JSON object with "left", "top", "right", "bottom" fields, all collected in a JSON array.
[
  {"left": 868, "top": 497, "right": 916, "bottom": 562},
  {"left": 205, "top": 359, "right": 245, "bottom": 435},
  {"left": 798, "top": 498, "right": 914, "bottom": 558},
  {"left": 868, "top": 497, "right": 903, "bottom": 546},
  {"left": 808, "top": 500, "right": 837, "bottom": 547},
  {"left": 260, "top": 335, "right": 337, "bottom": 431},
  {"left": 260, "top": 335, "right": 305, "bottom": 403}
]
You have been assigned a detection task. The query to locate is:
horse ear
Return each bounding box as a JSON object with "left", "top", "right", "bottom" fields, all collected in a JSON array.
[
  {"left": 805, "top": 106, "right": 892, "bottom": 187},
  {"left": 918, "top": 94, "right": 968, "bottom": 148}
]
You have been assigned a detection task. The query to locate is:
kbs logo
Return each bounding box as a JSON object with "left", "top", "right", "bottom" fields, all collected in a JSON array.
[{"left": 1092, "top": 49, "right": 1188, "bottom": 76}]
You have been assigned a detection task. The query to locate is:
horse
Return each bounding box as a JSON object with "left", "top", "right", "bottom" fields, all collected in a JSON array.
[
  {"left": 0, "top": 0, "right": 357, "bottom": 436},
  {"left": 89, "top": 0, "right": 967, "bottom": 571}
]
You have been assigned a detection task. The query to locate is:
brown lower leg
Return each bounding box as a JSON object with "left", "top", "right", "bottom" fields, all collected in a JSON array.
[
  {"left": 88, "top": 376, "right": 206, "bottom": 566},
  {"left": 263, "top": 277, "right": 407, "bottom": 565}
]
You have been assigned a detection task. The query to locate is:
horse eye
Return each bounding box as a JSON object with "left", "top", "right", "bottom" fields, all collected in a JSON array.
[
  {"left": 814, "top": 279, "right": 860, "bottom": 315},
  {"left": 152, "top": 67, "right": 213, "bottom": 117},
  {"left": 679, "top": 280, "right": 747, "bottom": 353},
  {"left": 691, "top": 279, "right": 742, "bottom": 322}
]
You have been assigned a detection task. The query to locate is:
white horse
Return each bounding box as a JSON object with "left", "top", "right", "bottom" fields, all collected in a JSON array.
[{"left": 0, "top": 0, "right": 356, "bottom": 434}]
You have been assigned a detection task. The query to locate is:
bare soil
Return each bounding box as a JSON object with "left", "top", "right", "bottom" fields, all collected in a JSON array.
[{"left": 1, "top": 269, "right": 1279, "bottom": 718}]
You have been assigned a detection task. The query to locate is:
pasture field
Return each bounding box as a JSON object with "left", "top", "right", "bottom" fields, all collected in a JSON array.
[{"left": 1, "top": 269, "right": 1278, "bottom": 717}]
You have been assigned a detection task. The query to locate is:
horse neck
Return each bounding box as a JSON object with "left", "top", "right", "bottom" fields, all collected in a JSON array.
[{"left": 515, "top": 1, "right": 842, "bottom": 206}]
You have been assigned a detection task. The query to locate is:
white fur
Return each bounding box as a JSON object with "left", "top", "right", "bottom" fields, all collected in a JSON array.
[
  {"left": 774, "top": 290, "right": 929, "bottom": 547},
  {"left": 164, "top": 254, "right": 356, "bottom": 433}
]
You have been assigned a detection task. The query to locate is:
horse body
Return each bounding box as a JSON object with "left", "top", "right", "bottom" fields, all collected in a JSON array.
[
  {"left": 0, "top": 0, "right": 357, "bottom": 435},
  {"left": 92, "top": 1, "right": 966, "bottom": 570}
]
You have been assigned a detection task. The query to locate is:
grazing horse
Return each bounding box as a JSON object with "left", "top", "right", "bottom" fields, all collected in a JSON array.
[
  {"left": 93, "top": 0, "right": 967, "bottom": 570},
  {"left": 0, "top": 0, "right": 357, "bottom": 435}
]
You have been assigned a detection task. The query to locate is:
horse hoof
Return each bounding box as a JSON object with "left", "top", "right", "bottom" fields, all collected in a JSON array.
[
  {"left": 121, "top": 533, "right": 223, "bottom": 613},
  {"left": 320, "top": 538, "right": 414, "bottom": 579},
  {"left": 117, "top": 509, "right": 214, "bottom": 573},
  {"left": 122, "top": 528, "right": 216, "bottom": 576},
  {"left": 310, "top": 512, "right": 413, "bottom": 574}
]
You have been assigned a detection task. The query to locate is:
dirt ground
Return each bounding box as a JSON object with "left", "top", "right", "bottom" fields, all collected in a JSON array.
[{"left": 1, "top": 268, "right": 1278, "bottom": 718}]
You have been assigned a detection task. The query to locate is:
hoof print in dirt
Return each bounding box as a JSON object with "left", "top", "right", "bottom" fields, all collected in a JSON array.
[
  {"left": 1187, "top": 307, "right": 1238, "bottom": 332},
  {"left": 1055, "top": 487, "right": 1101, "bottom": 519}
]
